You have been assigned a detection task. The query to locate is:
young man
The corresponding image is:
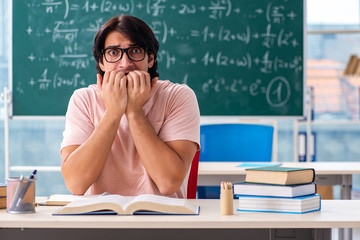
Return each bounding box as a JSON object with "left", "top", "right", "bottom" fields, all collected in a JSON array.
[{"left": 60, "top": 15, "right": 200, "bottom": 198}]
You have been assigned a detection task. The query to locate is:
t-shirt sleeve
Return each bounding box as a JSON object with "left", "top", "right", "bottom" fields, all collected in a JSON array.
[
  {"left": 158, "top": 85, "right": 200, "bottom": 149},
  {"left": 61, "top": 89, "right": 95, "bottom": 150}
]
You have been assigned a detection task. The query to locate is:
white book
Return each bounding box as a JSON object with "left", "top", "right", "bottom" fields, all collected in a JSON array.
[
  {"left": 234, "top": 182, "right": 316, "bottom": 197},
  {"left": 237, "top": 194, "right": 321, "bottom": 214}
]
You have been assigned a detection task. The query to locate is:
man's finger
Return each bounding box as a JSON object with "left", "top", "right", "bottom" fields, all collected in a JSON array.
[{"left": 97, "top": 74, "right": 103, "bottom": 90}]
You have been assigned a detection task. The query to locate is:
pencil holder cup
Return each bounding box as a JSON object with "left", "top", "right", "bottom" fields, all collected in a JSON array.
[
  {"left": 6, "top": 177, "right": 36, "bottom": 214},
  {"left": 220, "top": 181, "right": 233, "bottom": 215}
]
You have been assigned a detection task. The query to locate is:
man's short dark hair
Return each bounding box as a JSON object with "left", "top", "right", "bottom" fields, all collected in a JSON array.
[{"left": 92, "top": 15, "right": 159, "bottom": 79}]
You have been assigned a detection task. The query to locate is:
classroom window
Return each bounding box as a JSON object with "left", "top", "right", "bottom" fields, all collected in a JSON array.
[{"left": 306, "top": 0, "right": 360, "bottom": 120}]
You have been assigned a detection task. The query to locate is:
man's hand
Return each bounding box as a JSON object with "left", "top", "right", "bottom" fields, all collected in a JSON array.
[
  {"left": 126, "top": 70, "right": 158, "bottom": 115},
  {"left": 97, "top": 70, "right": 128, "bottom": 117}
]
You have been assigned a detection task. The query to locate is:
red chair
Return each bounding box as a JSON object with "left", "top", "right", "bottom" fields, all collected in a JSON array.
[{"left": 187, "top": 151, "right": 200, "bottom": 199}]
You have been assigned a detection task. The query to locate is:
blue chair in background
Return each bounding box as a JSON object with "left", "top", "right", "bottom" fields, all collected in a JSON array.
[{"left": 197, "top": 123, "right": 274, "bottom": 199}]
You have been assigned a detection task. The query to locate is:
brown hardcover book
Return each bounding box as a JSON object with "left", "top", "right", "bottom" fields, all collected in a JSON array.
[
  {"left": 0, "top": 197, "right": 6, "bottom": 209},
  {"left": 245, "top": 166, "right": 315, "bottom": 185},
  {"left": 0, "top": 184, "right": 6, "bottom": 197}
]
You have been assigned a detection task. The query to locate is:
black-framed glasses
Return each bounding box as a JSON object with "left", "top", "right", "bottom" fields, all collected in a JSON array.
[{"left": 102, "top": 46, "right": 146, "bottom": 63}]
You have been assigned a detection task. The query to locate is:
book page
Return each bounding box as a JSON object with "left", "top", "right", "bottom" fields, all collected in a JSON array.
[
  {"left": 48, "top": 194, "right": 98, "bottom": 202},
  {"left": 125, "top": 194, "right": 198, "bottom": 214},
  {"left": 66, "top": 195, "right": 133, "bottom": 208},
  {"left": 53, "top": 195, "right": 136, "bottom": 215},
  {"left": 128, "top": 194, "right": 187, "bottom": 207}
]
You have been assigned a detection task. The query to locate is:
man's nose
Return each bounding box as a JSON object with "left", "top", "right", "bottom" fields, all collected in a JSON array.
[{"left": 117, "top": 53, "right": 133, "bottom": 68}]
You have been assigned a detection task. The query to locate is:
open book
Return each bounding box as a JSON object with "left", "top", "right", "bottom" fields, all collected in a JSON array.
[{"left": 53, "top": 194, "right": 200, "bottom": 215}]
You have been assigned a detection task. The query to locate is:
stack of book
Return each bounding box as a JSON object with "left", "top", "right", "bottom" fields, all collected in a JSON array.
[
  {"left": 233, "top": 166, "right": 321, "bottom": 214},
  {"left": 0, "top": 183, "right": 6, "bottom": 209}
]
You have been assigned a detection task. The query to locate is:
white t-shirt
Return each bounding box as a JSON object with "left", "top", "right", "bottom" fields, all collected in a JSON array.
[{"left": 61, "top": 80, "right": 200, "bottom": 198}]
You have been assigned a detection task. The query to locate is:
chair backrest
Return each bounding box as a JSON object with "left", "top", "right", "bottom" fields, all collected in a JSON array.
[
  {"left": 197, "top": 124, "right": 274, "bottom": 199},
  {"left": 187, "top": 151, "right": 200, "bottom": 199},
  {"left": 199, "top": 124, "right": 274, "bottom": 162}
]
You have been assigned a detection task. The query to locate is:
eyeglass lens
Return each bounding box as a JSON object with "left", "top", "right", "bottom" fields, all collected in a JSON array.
[{"left": 104, "top": 47, "right": 145, "bottom": 63}]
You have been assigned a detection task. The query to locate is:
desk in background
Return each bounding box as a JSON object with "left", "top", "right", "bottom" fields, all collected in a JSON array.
[
  {"left": 1, "top": 199, "right": 360, "bottom": 240},
  {"left": 198, "top": 162, "right": 360, "bottom": 200}
]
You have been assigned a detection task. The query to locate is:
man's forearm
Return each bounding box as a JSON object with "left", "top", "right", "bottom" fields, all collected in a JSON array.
[
  {"left": 61, "top": 110, "right": 122, "bottom": 194},
  {"left": 126, "top": 110, "right": 192, "bottom": 195}
]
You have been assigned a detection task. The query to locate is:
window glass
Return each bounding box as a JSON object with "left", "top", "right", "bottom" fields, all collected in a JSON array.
[
  {"left": 305, "top": 1, "right": 360, "bottom": 196},
  {"left": 307, "top": 0, "right": 359, "bottom": 26},
  {"left": 306, "top": 0, "right": 360, "bottom": 120}
]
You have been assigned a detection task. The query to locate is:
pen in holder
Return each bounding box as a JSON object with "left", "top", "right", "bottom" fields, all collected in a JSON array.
[
  {"left": 6, "top": 170, "right": 37, "bottom": 214},
  {"left": 220, "top": 181, "right": 233, "bottom": 215}
]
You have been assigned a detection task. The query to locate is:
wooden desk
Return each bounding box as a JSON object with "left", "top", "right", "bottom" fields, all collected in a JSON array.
[
  {"left": 198, "top": 162, "right": 360, "bottom": 240},
  {"left": 1, "top": 200, "right": 359, "bottom": 240}
]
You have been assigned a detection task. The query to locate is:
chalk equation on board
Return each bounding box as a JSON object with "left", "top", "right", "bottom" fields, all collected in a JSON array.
[
  {"left": 13, "top": 0, "right": 303, "bottom": 116},
  {"left": 202, "top": 76, "right": 291, "bottom": 107}
]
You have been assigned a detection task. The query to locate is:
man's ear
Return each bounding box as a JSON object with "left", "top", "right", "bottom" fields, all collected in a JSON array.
[{"left": 148, "top": 54, "right": 154, "bottom": 68}]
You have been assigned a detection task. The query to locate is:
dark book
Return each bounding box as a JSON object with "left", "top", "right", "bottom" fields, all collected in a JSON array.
[{"left": 245, "top": 166, "right": 315, "bottom": 185}]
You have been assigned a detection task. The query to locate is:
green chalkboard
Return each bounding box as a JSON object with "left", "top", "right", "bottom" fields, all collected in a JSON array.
[{"left": 12, "top": 0, "right": 304, "bottom": 116}]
